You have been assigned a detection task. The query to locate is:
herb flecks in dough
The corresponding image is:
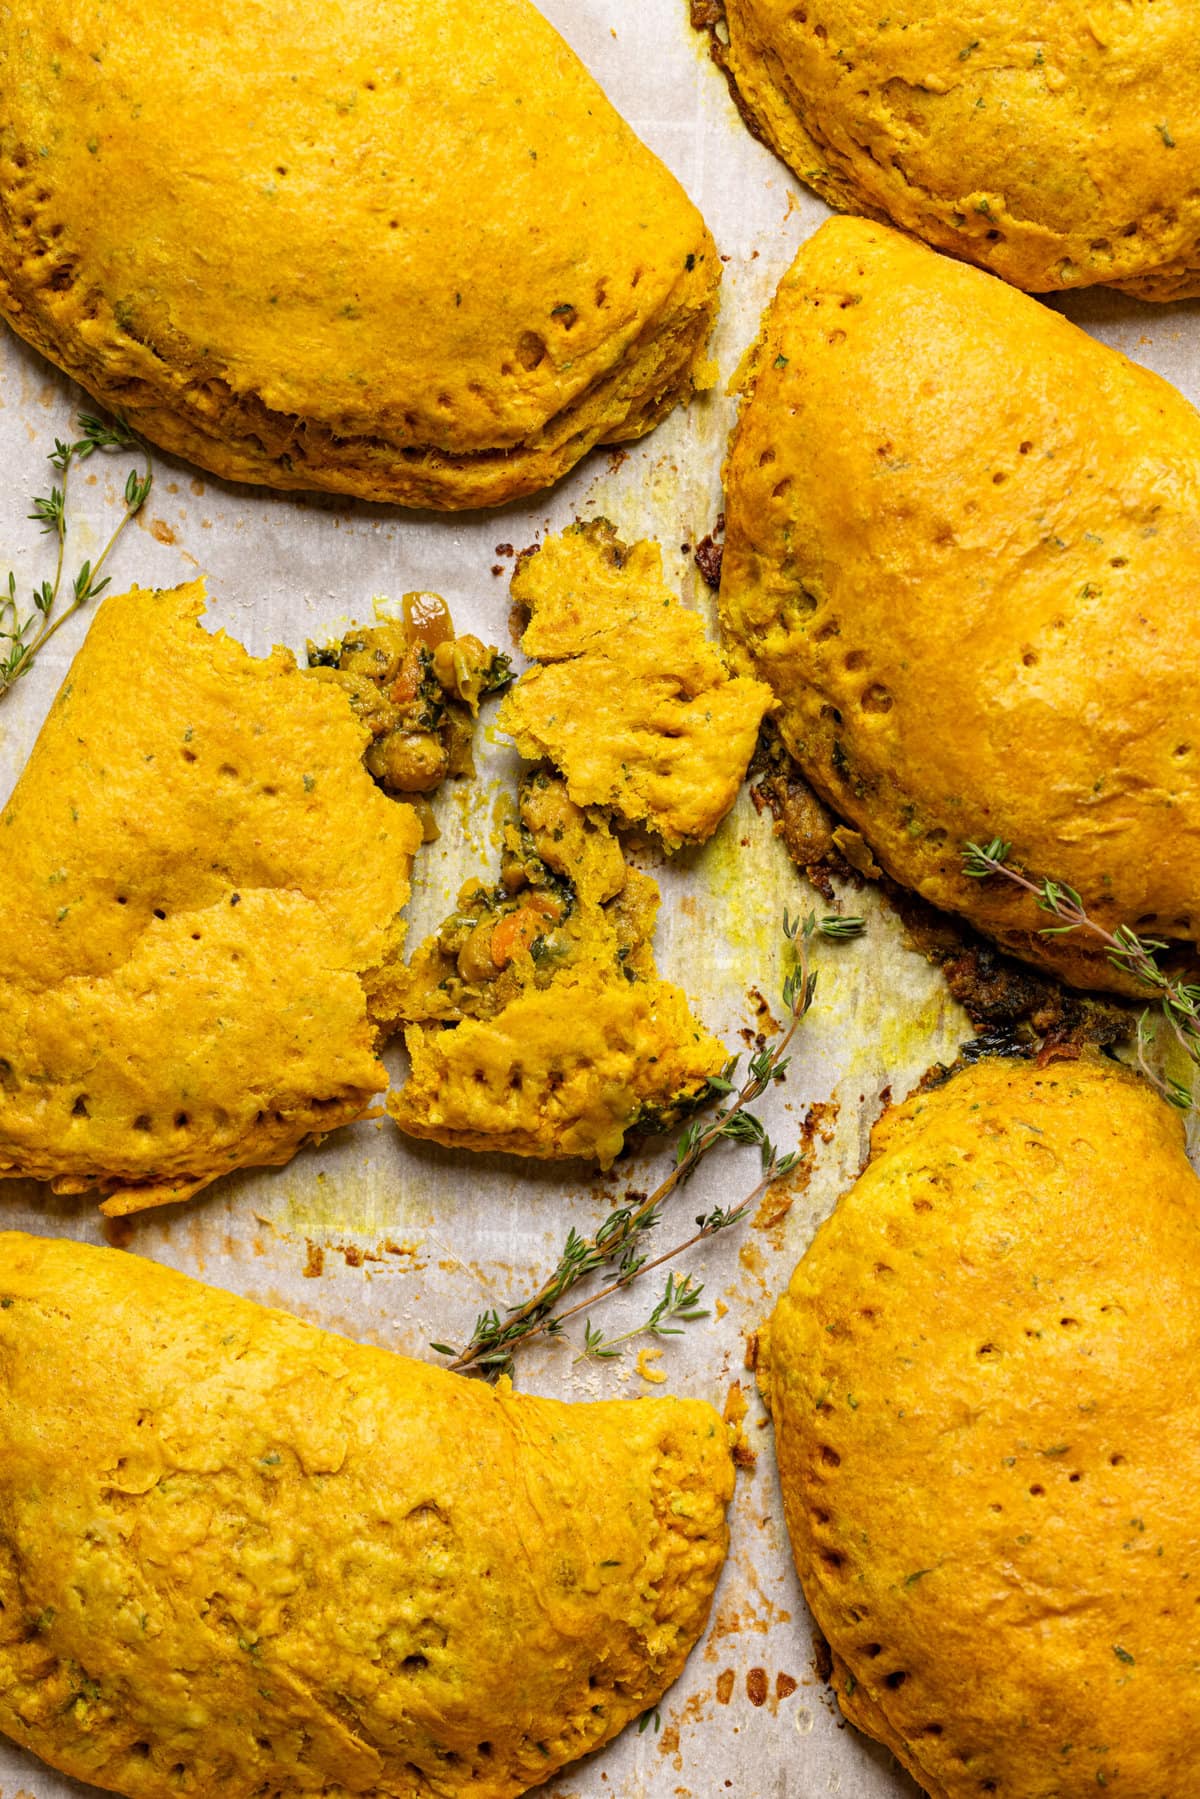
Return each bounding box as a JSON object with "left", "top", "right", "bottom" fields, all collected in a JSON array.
[
  {"left": 0, "top": 0, "right": 720, "bottom": 508},
  {"left": 0, "top": 582, "right": 422, "bottom": 1216},
  {"left": 0, "top": 1233, "right": 733, "bottom": 1799},
  {"left": 694, "top": 0, "right": 1200, "bottom": 300},
  {"left": 761, "top": 1054, "right": 1200, "bottom": 1796},
  {"left": 719, "top": 218, "right": 1200, "bottom": 993}
]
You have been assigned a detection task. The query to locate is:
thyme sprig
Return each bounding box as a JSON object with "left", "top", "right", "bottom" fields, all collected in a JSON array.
[
  {"left": 0, "top": 413, "right": 153, "bottom": 698},
  {"left": 963, "top": 838, "right": 1199, "bottom": 1111},
  {"left": 432, "top": 909, "right": 864, "bottom": 1378},
  {"left": 574, "top": 1272, "right": 708, "bottom": 1364}
]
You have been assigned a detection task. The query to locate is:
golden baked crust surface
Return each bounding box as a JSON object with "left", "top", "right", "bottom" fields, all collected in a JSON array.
[
  {"left": 0, "top": 0, "right": 719, "bottom": 508},
  {"left": 0, "top": 582, "right": 422, "bottom": 1214},
  {"left": 395, "top": 963, "right": 726, "bottom": 1165},
  {"left": 711, "top": 0, "right": 1200, "bottom": 298},
  {"left": 500, "top": 522, "right": 773, "bottom": 848},
  {"left": 720, "top": 217, "right": 1200, "bottom": 990},
  {"left": 762, "top": 1053, "right": 1200, "bottom": 1797},
  {"left": 0, "top": 1233, "right": 733, "bottom": 1799}
]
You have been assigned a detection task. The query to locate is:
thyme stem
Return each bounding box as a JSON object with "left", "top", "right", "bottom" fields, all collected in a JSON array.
[
  {"left": 573, "top": 1271, "right": 709, "bottom": 1366},
  {"left": 435, "top": 909, "right": 864, "bottom": 1377},
  {"left": 0, "top": 414, "right": 153, "bottom": 699},
  {"left": 963, "top": 838, "right": 1199, "bottom": 1111},
  {"left": 565, "top": 1163, "right": 785, "bottom": 1363},
  {"left": 49, "top": 452, "right": 69, "bottom": 612}
]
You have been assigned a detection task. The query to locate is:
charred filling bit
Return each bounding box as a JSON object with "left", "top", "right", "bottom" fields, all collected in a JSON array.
[
  {"left": 398, "top": 769, "right": 659, "bottom": 1029},
  {"left": 748, "top": 723, "right": 858, "bottom": 901},
  {"left": 750, "top": 725, "right": 1131, "bottom": 1057},
  {"left": 306, "top": 592, "right": 511, "bottom": 836}
]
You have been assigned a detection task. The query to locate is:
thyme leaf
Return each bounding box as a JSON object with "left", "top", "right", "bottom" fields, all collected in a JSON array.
[{"left": 0, "top": 412, "right": 152, "bottom": 700}]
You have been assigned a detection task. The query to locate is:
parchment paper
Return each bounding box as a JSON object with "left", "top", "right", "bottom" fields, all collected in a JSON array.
[{"left": 1, "top": 4, "right": 1198, "bottom": 1796}]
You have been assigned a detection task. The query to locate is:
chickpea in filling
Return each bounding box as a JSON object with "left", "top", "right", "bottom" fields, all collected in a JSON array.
[
  {"left": 382, "top": 769, "right": 661, "bottom": 1031},
  {"left": 306, "top": 592, "right": 511, "bottom": 836}
]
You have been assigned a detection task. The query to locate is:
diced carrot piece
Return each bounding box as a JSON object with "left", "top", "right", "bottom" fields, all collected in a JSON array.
[{"left": 490, "top": 908, "right": 544, "bottom": 968}]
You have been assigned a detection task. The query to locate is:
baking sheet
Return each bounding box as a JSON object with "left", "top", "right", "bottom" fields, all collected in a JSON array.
[{"left": 1, "top": 4, "right": 1199, "bottom": 1795}]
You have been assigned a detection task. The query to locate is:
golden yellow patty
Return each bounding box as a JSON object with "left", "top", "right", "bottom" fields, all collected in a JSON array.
[
  {"left": 0, "top": 1233, "right": 733, "bottom": 1799},
  {"left": 702, "top": 0, "right": 1200, "bottom": 298},
  {"left": 0, "top": 0, "right": 719, "bottom": 508},
  {"left": 0, "top": 581, "right": 422, "bottom": 1215},
  {"left": 762, "top": 1052, "right": 1200, "bottom": 1798},
  {"left": 720, "top": 217, "right": 1200, "bottom": 990}
]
